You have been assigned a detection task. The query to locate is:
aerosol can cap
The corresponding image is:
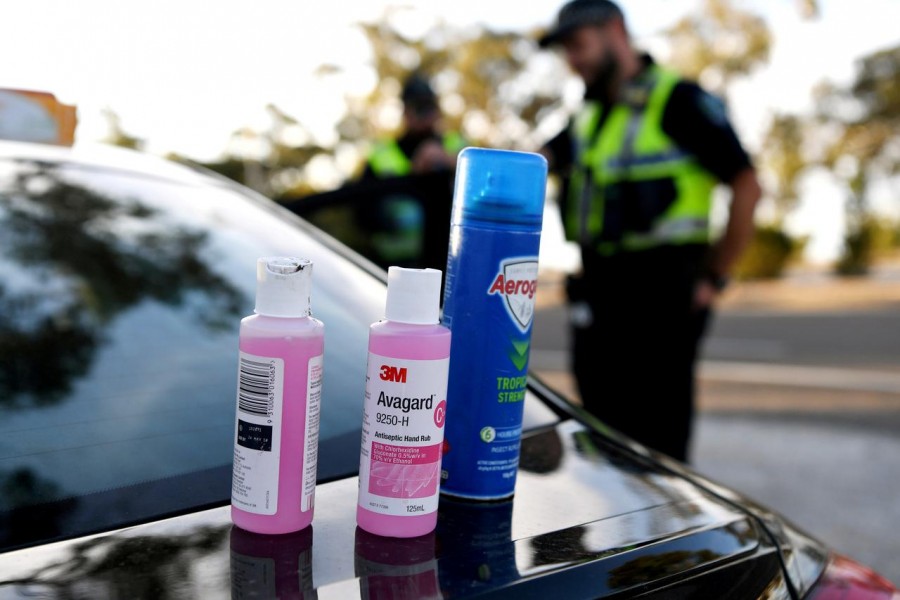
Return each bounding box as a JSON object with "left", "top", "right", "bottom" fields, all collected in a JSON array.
[
  {"left": 451, "top": 147, "right": 548, "bottom": 229},
  {"left": 254, "top": 257, "right": 313, "bottom": 318}
]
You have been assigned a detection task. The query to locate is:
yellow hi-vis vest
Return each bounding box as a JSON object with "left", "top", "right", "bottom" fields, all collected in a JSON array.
[
  {"left": 565, "top": 65, "right": 718, "bottom": 255},
  {"left": 367, "top": 131, "right": 467, "bottom": 177}
]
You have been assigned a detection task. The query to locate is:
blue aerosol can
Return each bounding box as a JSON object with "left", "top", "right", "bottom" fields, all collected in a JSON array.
[{"left": 439, "top": 147, "right": 548, "bottom": 500}]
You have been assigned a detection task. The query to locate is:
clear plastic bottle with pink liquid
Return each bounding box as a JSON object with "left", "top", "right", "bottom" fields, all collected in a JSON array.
[
  {"left": 357, "top": 267, "right": 451, "bottom": 538},
  {"left": 231, "top": 257, "right": 325, "bottom": 535}
]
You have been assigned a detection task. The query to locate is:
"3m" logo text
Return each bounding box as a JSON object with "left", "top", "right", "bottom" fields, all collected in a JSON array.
[{"left": 379, "top": 365, "right": 408, "bottom": 383}]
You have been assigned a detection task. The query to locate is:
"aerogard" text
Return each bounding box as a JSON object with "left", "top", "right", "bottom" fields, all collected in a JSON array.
[{"left": 487, "top": 274, "right": 537, "bottom": 299}]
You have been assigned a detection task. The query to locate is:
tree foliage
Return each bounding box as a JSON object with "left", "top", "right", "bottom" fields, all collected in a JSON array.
[
  {"left": 796, "top": 0, "right": 820, "bottom": 20},
  {"left": 683, "top": 0, "right": 899, "bottom": 277},
  {"left": 170, "top": 0, "right": 900, "bottom": 281},
  {"left": 186, "top": 9, "right": 570, "bottom": 199},
  {"left": 760, "top": 113, "right": 809, "bottom": 225},
  {"left": 816, "top": 44, "right": 900, "bottom": 274},
  {"left": 180, "top": 105, "right": 331, "bottom": 198},
  {"left": 101, "top": 109, "right": 143, "bottom": 151},
  {"left": 752, "top": 43, "right": 900, "bottom": 276},
  {"left": 345, "top": 9, "right": 569, "bottom": 155},
  {"left": 816, "top": 45, "right": 900, "bottom": 177},
  {"left": 663, "top": 0, "right": 771, "bottom": 97}
]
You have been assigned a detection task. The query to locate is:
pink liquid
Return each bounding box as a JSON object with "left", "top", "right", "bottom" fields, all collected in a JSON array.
[
  {"left": 357, "top": 320, "right": 451, "bottom": 538},
  {"left": 232, "top": 314, "right": 324, "bottom": 535}
]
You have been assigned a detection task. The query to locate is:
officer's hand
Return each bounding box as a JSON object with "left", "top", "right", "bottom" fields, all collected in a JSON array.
[
  {"left": 412, "top": 140, "right": 452, "bottom": 173},
  {"left": 693, "top": 279, "right": 719, "bottom": 311}
]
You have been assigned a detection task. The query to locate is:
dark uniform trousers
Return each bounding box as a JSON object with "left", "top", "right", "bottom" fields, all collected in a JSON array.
[{"left": 568, "top": 243, "right": 711, "bottom": 463}]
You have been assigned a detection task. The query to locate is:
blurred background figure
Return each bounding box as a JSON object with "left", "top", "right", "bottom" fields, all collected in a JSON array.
[
  {"left": 537, "top": 0, "right": 762, "bottom": 463},
  {"left": 357, "top": 72, "right": 467, "bottom": 268},
  {"left": 362, "top": 73, "right": 465, "bottom": 180}
]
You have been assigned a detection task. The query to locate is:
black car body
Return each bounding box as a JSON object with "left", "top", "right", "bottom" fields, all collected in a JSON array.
[{"left": 0, "top": 140, "right": 895, "bottom": 599}]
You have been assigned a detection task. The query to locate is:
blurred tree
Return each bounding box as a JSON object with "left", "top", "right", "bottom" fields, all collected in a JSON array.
[
  {"left": 663, "top": 0, "right": 771, "bottom": 98},
  {"left": 815, "top": 44, "right": 900, "bottom": 275},
  {"left": 663, "top": 0, "right": 841, "bottom": 280},
  {"left": 796, "top": 0, "right": 820, "bottom": 20},
  {"left": 663, "top": 0, "right": 807, "bottom": 279},
  {"left": 760, "top": 113, "right": 808, "bottom": 225},
  {"left": 344, "top": 8, "right": 570, "bottom": 162},
  {"left": 731, "top": 111, "right": 813, "bottom": 279},
  {"left": 101, "top": 108, "right": 143, "bottom": 151},
  {"left": 176, "top": 9, "right": 569, "bottom": 202},
  {"left": 191, "top": 106, "right": 331, "bottom": 198},
  {"left": 179, "top": 1, "right": 830, "bottom": 279},
  {"left": 295, "top": 10, "right": 573, "bottom": 269},
  {"left": 733, "top": 224, "right": 807, "bottom": 280}
]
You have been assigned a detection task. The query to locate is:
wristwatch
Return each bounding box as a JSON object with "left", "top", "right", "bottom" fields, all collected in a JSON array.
[{"left": 703, "top": 272, "right": 730, "bottom": 292}]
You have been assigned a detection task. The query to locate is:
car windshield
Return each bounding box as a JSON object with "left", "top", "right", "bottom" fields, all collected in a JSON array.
[
  {"left": 0, "top": 146, "right": 560, "bottom": 553},
  {"left": 0, "top": 148, "right": 390, "bottom": 551}
]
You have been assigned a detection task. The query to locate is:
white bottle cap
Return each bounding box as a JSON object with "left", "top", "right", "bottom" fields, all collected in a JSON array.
[
  {"left": 254, "top": 257, "right": 313, "bottom": 318},
  {"left": 384, "top": 267, "right": 442, "bottom": 325}
]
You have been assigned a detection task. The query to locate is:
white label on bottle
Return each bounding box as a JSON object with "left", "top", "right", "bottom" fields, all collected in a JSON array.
[
  {"left": 232, "top": 352, "right": 284, "bottom": 515},
  {"left": 358, "top": 353, "right": 449, "bottom": 516},
  {"left": 301, "top": 354, "right": 323, "bottom": 512}
]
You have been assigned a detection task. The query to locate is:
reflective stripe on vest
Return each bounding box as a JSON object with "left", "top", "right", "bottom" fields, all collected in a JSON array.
[
  {"left": 565, "top": 66, "right": 718, "bottom": 254},
  {"left": 368, "top": 133, "right": 466, "bottom": 178}
]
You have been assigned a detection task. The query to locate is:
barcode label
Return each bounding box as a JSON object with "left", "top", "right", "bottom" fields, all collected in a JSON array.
[
  {"left": 238, "top": 357, "right": 275, "bottom": 417},
  {"left": 232, "top": 352, "right": 284, "bottom": 515}
]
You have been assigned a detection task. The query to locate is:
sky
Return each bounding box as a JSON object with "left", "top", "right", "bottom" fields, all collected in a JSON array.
[{"left": 2, "top": 0, "right": 899, "bottom": 264}]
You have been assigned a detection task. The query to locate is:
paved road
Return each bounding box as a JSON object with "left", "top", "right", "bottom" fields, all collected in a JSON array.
[
  {"left": 692, "top": 411, "right": 900, "bottom": 586},
  {"left": 703, "top": 309, "right": 900, "bottom": 369},
  {"left": 530, "top": 295, "right": 900, "bottom": 585},
  {"left": 531, "top": 302, "right": 900, "bottom": 371}
]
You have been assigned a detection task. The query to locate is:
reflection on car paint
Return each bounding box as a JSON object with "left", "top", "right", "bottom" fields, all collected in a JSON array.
[
  {"left": 0, "top": 420, "right": 797, "bottom": 598},
  {"left": 436, "top": 495, "right": 517, "bottom": 595},
  {"left": 355, "top": 526, "right": 440, "bottom": 599},
  {"left": 230, "top": 524, "right": 315, "bottom": 598},
  {"left": 0, "top": 523, "right": 231, "bottom": 597}
]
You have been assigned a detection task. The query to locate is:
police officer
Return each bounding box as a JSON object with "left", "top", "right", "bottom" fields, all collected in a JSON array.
[
  {"left": 538, "top": 0, "right": 762, "bottom": 462},
  {"left": 360, "top": 73, "right": 466, "bottom": 267},
  {"left": 363, "top": 73, "right": 466, "bottom": 180}
]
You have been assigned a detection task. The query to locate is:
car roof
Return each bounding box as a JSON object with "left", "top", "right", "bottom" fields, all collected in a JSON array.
[{"left": 0, "top": 140, "right": 238, "bottom": 189}]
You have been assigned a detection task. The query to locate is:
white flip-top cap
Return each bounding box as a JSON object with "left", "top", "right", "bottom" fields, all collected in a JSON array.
[
  {"left": 384, "top": 267, "right": 442, "bottom": 324},
  {"left": 255, "top": 257, "right": 313, "bottom": 317}
]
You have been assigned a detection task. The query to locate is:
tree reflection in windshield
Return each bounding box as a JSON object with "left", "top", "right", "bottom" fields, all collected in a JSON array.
[
  {"left": 0, "top": 162, "right": 246, "bottom": 407},
  {"left": 0, "top": 468, "right": 76, "bottom": 548}
]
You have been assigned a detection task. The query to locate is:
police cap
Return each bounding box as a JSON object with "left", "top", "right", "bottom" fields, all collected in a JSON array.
[
  {"left": 401, "top": 73, "right": 438, "bottom": 113},
  {"left": 538, "top": 0, "right": 624, "bottom": 48}
]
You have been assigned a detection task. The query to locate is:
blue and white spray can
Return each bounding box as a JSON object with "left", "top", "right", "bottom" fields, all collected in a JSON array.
[{"left": 439, "top": 147, "right": 548, "bottom": 500}]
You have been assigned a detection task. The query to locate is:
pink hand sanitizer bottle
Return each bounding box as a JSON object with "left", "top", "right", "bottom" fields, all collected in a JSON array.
[
  {"left": 357, "top": 267, "right": 452, "bottom": 538},
  {"left": 231, "top": 257, "right": 325, "bottom": 535}
]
